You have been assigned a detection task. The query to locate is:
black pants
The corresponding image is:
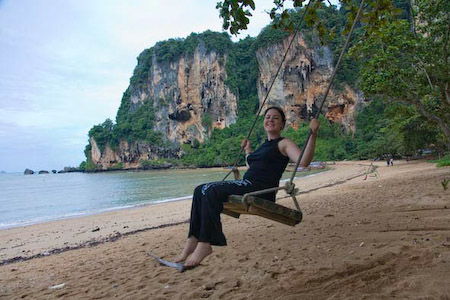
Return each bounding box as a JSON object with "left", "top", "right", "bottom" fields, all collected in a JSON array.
[{"left": 188, "top": 179, "right": 272, "bottom": 246}]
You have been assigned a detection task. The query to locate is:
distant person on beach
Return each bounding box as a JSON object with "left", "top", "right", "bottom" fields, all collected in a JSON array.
[
  {"left": 175, "top": 106, "right": 320, "bottom": 268},
  {"left": 390, "top": 158, "right": 394, "bottom": 166}
]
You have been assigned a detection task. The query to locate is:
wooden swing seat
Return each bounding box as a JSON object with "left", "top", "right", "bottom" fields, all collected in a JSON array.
[{"left": 223, "top": 195, "right": 302, "bottom": 226}]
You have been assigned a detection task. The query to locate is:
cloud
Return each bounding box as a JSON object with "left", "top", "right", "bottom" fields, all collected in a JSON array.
[
  {"left": 0, "top": 120, "right": 87, "bottom": 172},
  {"left": 0, "top": 0, "right": 280, "bottom": 172}
]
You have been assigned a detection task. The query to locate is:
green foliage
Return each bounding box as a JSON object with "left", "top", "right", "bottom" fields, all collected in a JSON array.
[
  {"left": 202, "top": 113, "right": 213, "bottom": 129},
  {"left": 182, "top": 111, "right": 390, "bottom": 166},
  {"left": 315, "top": 4, "right": 363, "bottom": 90},
  {"left": 140, "top": 159, "right": 168, "bottom": 169},
  {"left": 356, "top": 20, "right": 416, "bottom": 97},
  {"left": 83, "top": 160, "right": 100, "bottom": 172},
  {"left": 79, "top": 159, "right": 99, "bottom": 172},
  {"left": 354, "top": 0, "right": 450, "bottom": 150},
  {"left": 441, "top": 178, "right": 449, "bottom": 190},
  {"left": 115, "top": 88, "right": 132, "bottom": 125},
  {"left": 284, "top": 116, "right": 357, "bottom": 161},
  {"left": 81, "top": 144, "right": 102, "bottom": 172},
  {"left": 126, "top": 30, "right": 233, "bottom": 91},
  {"left": 276, "top": 99, "right": 441, "bottom": 163},
  {"left": 153, "top": 38, "right": 185, "bottom": 63},
  {"left": 121, "top": 100, "right": 160, "bottom": 143},
  {"left": 438, "top": 160, "right": 450, "bottom": 168},
  {"left": 130, "top": 49, "right": 153, "bottom": 87},
  {"left": 215, "top": 0, "right": 416, "bottom": 93},
  {"left": 88, "top": 119, "right": 114, "bottom": 153},
  {"left": 216, "top": 0, "right": 255, "bottom": 35},
  {"left": 430, "top": 154, "right": 450, "bottom": 168},
  {"left": 107, "top": 99, "right": 163, "bottom": 149},
  {"left": 225, "top": 36, "right": 259, "bottom": 118},
  {"left": 153, "top": 31, "right": 233, "bottom": 64},
  {"left": 383, "top": 102, "right": 440, "bottom": 154},
  {"left": 181, "top": 117, "right": 266, "bottom": 167},
  {"left": 107, "top": 162, "right": 124, "bottom": 171},
  {"left": 87, "top": 98, "right": 163, "bottom": 163},
  {"left": 216, "top": 0, "right": 398, "bottom": 38},
  {"left": 352, "top": 100, "right": 403, "bottom": 158},
  {"left": 253, "top": 25, "right": 290, "bottom": 50},
  {"left": 79, "top": 161, "right": 86, "bottom": 170},
  {"left": 192, "top": 139, "right": 201, "bottom": 149}
]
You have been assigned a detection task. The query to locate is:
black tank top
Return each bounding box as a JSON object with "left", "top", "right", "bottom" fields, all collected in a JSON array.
[{"left": 243, "top": 137, "right": 290, "bottom": 189}]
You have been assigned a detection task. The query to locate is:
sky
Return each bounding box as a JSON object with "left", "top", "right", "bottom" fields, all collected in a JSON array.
[{"left": 0, "top": 0, "right": 285, "bottom": 173}]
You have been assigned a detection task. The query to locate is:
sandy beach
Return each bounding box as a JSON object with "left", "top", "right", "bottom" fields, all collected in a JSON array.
[{"left": 1, "top": 160, "right": 449, "bottom": 299}]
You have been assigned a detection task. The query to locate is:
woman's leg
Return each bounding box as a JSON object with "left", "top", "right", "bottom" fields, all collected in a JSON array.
[
  {"left": 175, "top": 185, "right": 204, "bottom": 262},
  {"left": 187, "top": 184, "right": 204, "bottom": 240},
  {"left": 174, "top": 236, "right": 198, "bottom": 263},
  {"left": 184, "top": 242, "right": 212, "bottom": 267},
  {"left": 180, "top": 179, "right": 258, "bottom": 266}
]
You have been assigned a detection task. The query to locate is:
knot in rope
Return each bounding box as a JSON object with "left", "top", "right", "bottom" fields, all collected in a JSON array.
[{"left": 284, "top": 181, "right": 296, "bottom": 195}]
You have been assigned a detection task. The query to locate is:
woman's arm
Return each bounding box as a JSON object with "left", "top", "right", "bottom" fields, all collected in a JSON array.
[
  {"left": 241, "top": 139, "right": 252, "bottom": 168},
  {"left": 280, "top": 119, "right": 320, "bottom": 167}
]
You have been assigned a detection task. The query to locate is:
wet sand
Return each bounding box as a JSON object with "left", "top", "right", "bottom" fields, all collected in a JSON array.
[{"left": 0, "top": 160, "right": 449, "bottom": 299}]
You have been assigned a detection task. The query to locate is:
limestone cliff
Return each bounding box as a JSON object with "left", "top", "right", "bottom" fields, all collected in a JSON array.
[
  {"left": 128, "top": 43, "right": 237, "bottom": 145},
  {"left": 256, "top": 34, "right": 361, "bottom": 132},
  {"left": 90, "top": 35, "right": 237, "bottom": 170}
]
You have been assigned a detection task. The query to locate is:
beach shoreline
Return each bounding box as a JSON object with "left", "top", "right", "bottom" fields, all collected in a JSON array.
[
  {"left": 0, "top": 162, "right": 361, "bottom": 264},
  {"left": 1, "top": 160, "right": 449, "bottom": 299},
  {"left": 0, "top": 166, "right": 328, "bottom": 231},
  {"left": 0, "top": 166, "right": 244, "bottom": 232}
]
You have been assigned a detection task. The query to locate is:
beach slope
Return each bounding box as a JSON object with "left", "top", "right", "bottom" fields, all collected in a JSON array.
[{"left": 0, "top": 161, "right": 449, "bottom": 299}]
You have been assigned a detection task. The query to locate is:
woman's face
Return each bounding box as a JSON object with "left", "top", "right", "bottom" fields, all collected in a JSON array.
[{"left": 264, "top": 108, "right": 284, "bottom": 135}]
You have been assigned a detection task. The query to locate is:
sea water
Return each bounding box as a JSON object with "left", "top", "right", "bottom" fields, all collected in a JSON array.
[
  {"left": 0, "top": 168, "right": 323, "bottom": 229},
  {"left": 0, "top": 169, "right": 229, "bottom": 229}
]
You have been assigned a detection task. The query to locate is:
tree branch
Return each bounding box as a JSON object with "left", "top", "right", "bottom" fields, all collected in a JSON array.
[
  {"left": 397, "top": 75, "right": 418, "bottom": 94},
  {"left": 414, "top": 57, "right": 435, "bottom": 90},
  {"left": 408, "top": 0, "right": 417, "bottom": 38},
  {"left": 446, "top": 82, "right": 450, "bottom": 104},
  {"left": 411, "top": 98, "right": 450, "bottom": 147},
  {"left": 444, "top": 15, "right": 450, "bottom": 105}
]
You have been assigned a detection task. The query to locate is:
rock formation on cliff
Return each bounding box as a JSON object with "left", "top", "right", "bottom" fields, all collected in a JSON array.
[
  {"left": 256, "top": 34, "right": 360, "bottom": 132},
  {"left": 128, "top": 41, "right": 237, "bottom": 145}
]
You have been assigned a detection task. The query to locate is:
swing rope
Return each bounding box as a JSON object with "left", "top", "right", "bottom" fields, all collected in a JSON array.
[
  {"left": 235, "top": 0, "right": 366, "bottom": 212},
  {"left": 222, "top": 0, "right": 313, "bottom": 182},
  {"left": 288, "top": 0, "right": 366, "bottom": 185}
]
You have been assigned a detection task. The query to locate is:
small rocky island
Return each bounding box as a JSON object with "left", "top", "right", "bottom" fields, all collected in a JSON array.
[{"left": 23, "top": 167, "right": 80, "bottom": 175}]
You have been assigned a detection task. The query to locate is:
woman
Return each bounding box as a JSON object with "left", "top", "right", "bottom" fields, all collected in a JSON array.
[{"left": 175, "top": 106, "right": 320, "bottom": 267}]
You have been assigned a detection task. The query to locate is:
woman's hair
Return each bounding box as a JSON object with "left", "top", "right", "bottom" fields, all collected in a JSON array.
[{"left": 264, "top": 106, "right": 286, "bottom": 127}]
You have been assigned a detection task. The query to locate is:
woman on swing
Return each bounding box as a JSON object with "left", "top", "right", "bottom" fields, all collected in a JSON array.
[{"left": 176, "top": 106, "right": 320, "bottom": 267}]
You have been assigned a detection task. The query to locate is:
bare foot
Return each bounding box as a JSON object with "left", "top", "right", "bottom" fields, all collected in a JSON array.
[
  {"left": 175, "top": 237, "right": 198, "bottom": 263},
  {"left": 184, "top": 242, "right": 212, "bottom": 267}
]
